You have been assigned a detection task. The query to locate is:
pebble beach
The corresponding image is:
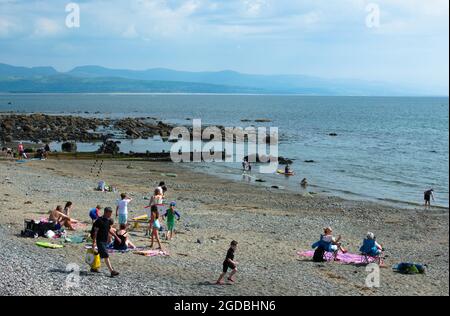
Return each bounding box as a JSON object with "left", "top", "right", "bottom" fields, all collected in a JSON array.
[{"left": 0, "top": 158, "right": 448, "bottom": 296}]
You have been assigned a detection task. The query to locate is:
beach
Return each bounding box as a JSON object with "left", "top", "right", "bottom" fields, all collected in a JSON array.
[{"left": 0, "top": 158, "right": 448, "bottom": 296}]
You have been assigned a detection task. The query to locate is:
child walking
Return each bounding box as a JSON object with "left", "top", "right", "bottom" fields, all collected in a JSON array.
[
  {"left": 149, "top": 205, "right": 164, "bottom": 251},
  {"left": 163, "top": 201, "right": 181, "bottom": 241},
  {"left": 216, "top": 241, "right": 239, "bottom": 285}
]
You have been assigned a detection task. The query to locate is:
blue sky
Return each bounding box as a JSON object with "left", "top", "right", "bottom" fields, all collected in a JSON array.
[{"left": 0, "top": 0, "right": 448, "bottom": 93}]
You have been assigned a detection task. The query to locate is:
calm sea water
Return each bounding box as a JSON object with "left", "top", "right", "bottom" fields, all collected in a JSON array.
[{"left": 1, "top": 94, "right": 448, "bottom": 208}]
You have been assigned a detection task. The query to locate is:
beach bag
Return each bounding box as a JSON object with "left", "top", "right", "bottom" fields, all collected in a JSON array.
[
  {"left": 394, "top": 263, "right": 426, "bottom": 275},
  {"left": 36, "top": 222, "right": 56, "bottom": 237},
  {"left": 21, "top": 220, "right": 38, "bottom": 238},
  {"left": 85, "top": 249, "right": 101, "bottom": 270},
  {"left": 21, "top": 229, "right": 38, "bottom": 238},
  {"left": 313, "top": 247, "right": 326, "bottom": 262}
]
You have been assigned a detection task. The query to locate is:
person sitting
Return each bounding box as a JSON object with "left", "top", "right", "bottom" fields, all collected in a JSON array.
[
  {"left": 63, "top": 202, "right": 79, "bottom": 230},
  {"left": 285, "top": 165, "right": 291, "bottom": 174},
  {"left": 49, "top": 205, "right": 75, "bottom": 230},
  {"left": 312, "top": 227, "right": 347, "bottom": 261},
  {"left": 360, "top": 232, "right": 383, "bottom": 257},
  {"left": 98, "top": 180, "right": 105, "bottom": 192},
  {"left": 113, "top": 224, "right": 136, "bottom": 251}
]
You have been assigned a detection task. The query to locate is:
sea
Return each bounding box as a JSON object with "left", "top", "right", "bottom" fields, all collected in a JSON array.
[{"left": 1, "top": 93, "right": 448, "bottom": 209}]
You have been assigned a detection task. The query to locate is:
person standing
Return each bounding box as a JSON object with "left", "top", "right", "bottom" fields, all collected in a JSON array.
[
  {"left": 91, "top": 207, "right": 120, "bottom": 277},
  {"left": 149, "top": 205, "right": 164, "bottom": 251},
  {"left": 424, "top": 189, "right": 435, "bottom": 209},
  {"left": 163, "top": 202, "right": 181, "bottom": 241},
  {"left": 116, "top": 193, "right": 132, "bottom": 226},
  {"left": 18, "top": 142, "right": 27, "bottom": 159}
]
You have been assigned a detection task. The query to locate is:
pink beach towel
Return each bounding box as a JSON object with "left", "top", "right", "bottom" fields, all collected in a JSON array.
[
  {"left": 298, "top": 251, "right": 377, "bottom": 264},
  {"left": 85, "top": 245, "right": 148, "bottom": 254}
]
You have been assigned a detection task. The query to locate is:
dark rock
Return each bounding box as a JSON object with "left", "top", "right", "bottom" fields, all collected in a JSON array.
[
  {"left": 329, "top": 133, "right": 338, "bottom": 137},
  {"left": 278, "top": 156, "right": 293, "bottom": 165},
  {"left": 97, "top": 140, "right": 120, "bottom": 155},
  {"left": 61, "top": 142, "right": 77, "bottom": 152}
]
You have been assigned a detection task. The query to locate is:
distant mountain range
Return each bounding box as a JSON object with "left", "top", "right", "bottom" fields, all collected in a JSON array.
[{"left": 0, "top": 63, "right": 444, "bottom": 96}]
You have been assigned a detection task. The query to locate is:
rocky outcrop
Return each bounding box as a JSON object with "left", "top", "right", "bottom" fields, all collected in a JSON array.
[
  {"left": 244, "top": 154, "right": 292, "bottom": 165},
  {"left": 0, "top": 114, "right": 174, "bottom": 144}
]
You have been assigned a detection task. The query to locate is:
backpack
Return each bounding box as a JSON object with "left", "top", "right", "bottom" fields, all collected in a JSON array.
[
  {"left": 313, "top": 247, "right": 326, "bottom": 262},
  {"left": 394, "top": 263, "right": 426, "bottom": 275}
]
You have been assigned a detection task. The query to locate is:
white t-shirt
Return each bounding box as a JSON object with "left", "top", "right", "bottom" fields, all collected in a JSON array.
[{"left": 117, "top": 199, "right": 130, "bottom": 215}]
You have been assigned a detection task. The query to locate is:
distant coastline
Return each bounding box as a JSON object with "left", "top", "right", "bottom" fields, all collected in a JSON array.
[{"left": 1, "top": 63, "right": 447, "bottom": 96}]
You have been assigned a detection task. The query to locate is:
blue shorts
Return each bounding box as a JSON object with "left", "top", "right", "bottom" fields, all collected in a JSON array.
[{"left": 118, "top": 214, "right": 128, "bottom": 225}]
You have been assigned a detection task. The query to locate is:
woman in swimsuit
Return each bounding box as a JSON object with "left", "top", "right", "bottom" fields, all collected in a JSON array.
[{"left": 149, "top": 205, "right": 164, "bottom": 251}]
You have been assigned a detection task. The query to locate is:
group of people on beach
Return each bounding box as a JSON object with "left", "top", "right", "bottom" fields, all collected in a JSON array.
[
  {"left": 45, "top": 179, "right": 240, "bottom": 282},
  {"left": 85, "top": 181, "right": 187, "bottom": 277},
  {"left": 1, "top": 142, "right": 51, "bottom": 160},
  {"left": 48, "top": 202, "right": 79, "bottom": 231},
  {"left": 312, "top": 227, "right": 384, "bottom": 263}
]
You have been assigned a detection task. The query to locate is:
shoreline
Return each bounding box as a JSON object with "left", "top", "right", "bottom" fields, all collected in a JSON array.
[
  {"left": 180, "top": 162, "right": 450, "bottom": 211},
  {"left": 2, "top": 151, "right": 449, "bottom": 210},
  {"left": 0, "top": 158, "right": 448, "bottom": 296}
]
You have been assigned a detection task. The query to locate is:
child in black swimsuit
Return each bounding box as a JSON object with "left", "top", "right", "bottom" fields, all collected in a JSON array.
[{"left": 216, "top": 241, "right": 239, "bottom": 285}]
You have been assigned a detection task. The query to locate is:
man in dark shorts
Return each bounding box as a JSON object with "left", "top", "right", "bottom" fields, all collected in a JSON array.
[
  {"left": 424, "top": 189, "right": 435, "bottom": 209},
  {"left": 91, "top": 207, "right": 121, "bottom": 277},
  {"left": 216, "top": 240, "right": 238, "bottom": 285}
]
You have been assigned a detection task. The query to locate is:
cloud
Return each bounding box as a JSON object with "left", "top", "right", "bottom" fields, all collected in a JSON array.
[
  {"left": 0, "top": 0, "right": 447, "bottom": 40},
  {"left": 0, "top": 17, "right": 16, "bottom": 38},
  {"left": 243, "top": 0, "right": 268, "bottom": 17},
  {"left": 0, "top": 0, "right": 447, "bottom": 90},
  {"left": 33, "top": 18, "right": 63, "bottom": 37}
]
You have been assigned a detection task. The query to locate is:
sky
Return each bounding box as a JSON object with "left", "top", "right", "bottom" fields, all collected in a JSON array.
[{"left": 0, "top": 0, "right": 448, "bottom": 93}]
